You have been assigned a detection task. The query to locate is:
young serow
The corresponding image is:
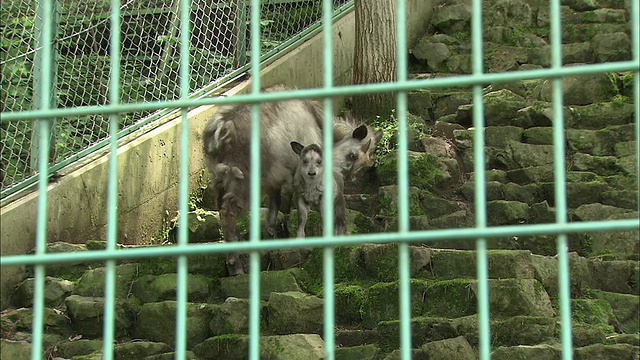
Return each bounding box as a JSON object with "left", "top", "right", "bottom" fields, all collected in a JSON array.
[{"left": 290, "top": 141, "right": 348, "bottom": 237}]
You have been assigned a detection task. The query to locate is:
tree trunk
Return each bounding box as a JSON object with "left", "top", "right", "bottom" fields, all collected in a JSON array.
[{"left": 352, "top": 0, "right": 397, "bottom": 122}]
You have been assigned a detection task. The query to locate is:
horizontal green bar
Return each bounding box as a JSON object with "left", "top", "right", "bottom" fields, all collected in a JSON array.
[
  {"left": 2, "top": 219, "right": 637, "bottom": 267},
  {"left": 2, "top": 60, "right": 638, "bottom": 122}
]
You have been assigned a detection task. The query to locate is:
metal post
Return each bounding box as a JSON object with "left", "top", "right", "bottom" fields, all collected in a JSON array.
[
  {"left": 235, "top": 0, "right": 248, "bottom": 67},
  {"left": 30, "top": 0, "right": 58, "bottom": 174}
]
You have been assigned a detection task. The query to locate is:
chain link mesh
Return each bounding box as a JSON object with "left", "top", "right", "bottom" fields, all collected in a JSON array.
[{"left": 1, "top": 0, "right": 350, "bottom": 196}]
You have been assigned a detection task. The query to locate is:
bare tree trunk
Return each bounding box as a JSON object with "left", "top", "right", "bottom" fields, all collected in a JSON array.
[{"left": 352, "top": 0, "right": 397, "bottom": 122}]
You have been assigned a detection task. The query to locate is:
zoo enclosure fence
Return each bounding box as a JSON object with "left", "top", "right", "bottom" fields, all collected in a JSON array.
[{"left": 0, "top": 0, "right": 639, "bottom": 360}]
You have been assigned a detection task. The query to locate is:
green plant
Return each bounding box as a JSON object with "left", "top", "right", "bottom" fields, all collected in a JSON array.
[
  {"left": 610, "top": 94, "right": 629, "bottom": 108},
  {"left": 369, "top": 109, "right": 429, "bottom": 167},
  {"left": 188, "top": 169, "right": 208, "bottom": 211},
  {"left": 145, "top": 210, "right": 177, "bottom": 245}
]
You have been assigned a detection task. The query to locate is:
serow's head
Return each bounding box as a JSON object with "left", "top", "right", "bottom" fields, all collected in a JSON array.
[{"left": 291, "top": 142, "right": 323, "bottom": 181}]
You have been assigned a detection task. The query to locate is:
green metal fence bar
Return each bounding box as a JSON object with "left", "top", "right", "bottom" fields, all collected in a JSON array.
[
  {"left": 3, "top": 219, "right": 638, "bottom": 267},
  {"left": 470, "top": 0, "right": 492, "bottom": 358},
  {"left": 175, "top": 0, "right": 193, "bottom": 358},
  {"left": 548, "top": 0, "right": 574, "bottom": 357},
  {"left": 31, "top": 0, "right": 56, "bottom": 358},
  {"left": 249, "top": 0, "right": 263, "bottom": 358},
  {"left": 3, "top": 61, "right": 638, "bottom": 123},
  {"left": 321, "top": 0, "right": 336, "bottom": 359},
  {"left": 394, "top": 0, "right": 412, "bottom": 358},
  {"left": 101, "top": 0, "right": 123, "bottom": 358},
  {"left": 1, "top": 1, "right": 639, "bottom": 358},
  {"left": 633, "top": 0, "right": 640, "bottom": 211}
]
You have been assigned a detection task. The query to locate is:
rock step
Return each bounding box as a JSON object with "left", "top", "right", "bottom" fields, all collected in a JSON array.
[
  {"left": 0, "top": 339, "right": 188, "bottom": 360},
  {"left": 492, "top": 343, "right": 639, "bottom": 360},
  {"left": 416, "top": 0, "right": 632, "bottom": 74},
  {"left": 192, "top": 334, "right": 324, "bottom": 360},
  {"left": 3, "top": 289, "right": 637, "bottom": 358},
  {"left": 14, "top": 246, "right": 638, "bottom": 312},
  {"left": 3, "top": 334, "right": 637, "bottom": 360},
  {"left": 411, "top": 86, "right": 635, "bottom": 128}
]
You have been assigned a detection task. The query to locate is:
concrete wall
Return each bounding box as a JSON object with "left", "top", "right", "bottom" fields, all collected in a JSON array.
[{"left": 0, "top": 1, "right": 436, "bottom": 309}]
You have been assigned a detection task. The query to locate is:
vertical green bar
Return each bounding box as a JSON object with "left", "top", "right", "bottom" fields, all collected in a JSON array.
[
  {"left": 248, "top": 0, "right": 262, "bottom": 359},
  {"left": 631, "top": 0, "right": 640, "bottom": 210},
  {"left": 175, "top": 0, "right": 192, "bottom": 358},
  {"left": 101, "top": 0, "right": 122, "bottom": 358},
  {"left": 470, "top": 0, "right": 491, "bottom": 358},
  {"left": 395, "top": 1, "right": 412, "bottom": 359},
  {"left": 31, "top": 0, "right": 54, "bottom": 359},
  {"left": 321, "top": 1, "right": 335, "bottom": 359},
  {"left": 549, "top": 0, "right": 573, "bottom": 357}
]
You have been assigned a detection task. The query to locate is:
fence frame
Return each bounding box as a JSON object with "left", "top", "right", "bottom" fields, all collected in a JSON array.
[{"left": 1, "top": 0, "right": 639, "bottom": 360}]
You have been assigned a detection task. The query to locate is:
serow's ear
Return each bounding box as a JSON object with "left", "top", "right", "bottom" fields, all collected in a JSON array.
[
  {"left": 373, "top": 129, "right": 383, "bottom": 144},
  {"left": 352, "top": 124, "right": 368, "bottom": 140},
  {"left": 291, "top": 141, "right": 305, "bottom": 155}
]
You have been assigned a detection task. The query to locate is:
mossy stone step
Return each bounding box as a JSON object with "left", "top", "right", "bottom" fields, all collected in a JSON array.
[
  {"left": 218, "top": 269, "right": 303, "bottom": 301},
  {"left": 209, "top": 297, "right": 267, "bottom": 336},
  {"left": 335, "top": 344, "right": 381, "bottom": 360},
  {"left": 65, "top": 295, "right": 135, "bottom": 338},
  {"left": 382, "top": 336, "right": 475, "bottom": 360},
  {"left": 335, "top": 278, "right": 553, "bottom": 329},
  {"left": 75, "top": 263, "right": 139, "bottom": 298},
  {"left": 1, "top": 307, "right": 72, "bottom": 338},
  {"left": 14, "top": 276, "right": 74, "bottom": 308},
  {"left": 268, "top": 291, "right": 323, "bottom": 335},
  {"left": 135, "top": 301, "right": 216, "bottom": 349},
  {"left": 132, "top": 273, "right": 212, "bottom": 303},
  {"left": 377, "top": 317, "right": 457, "bottom": 352},
  {"left": 191, "top": 334, "right": 324, "bottom": 360}
]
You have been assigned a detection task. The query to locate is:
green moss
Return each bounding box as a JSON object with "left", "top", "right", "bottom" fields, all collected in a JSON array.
[
  {"left": 377, "top": 316, "right": 456, "bottom": 352},
  {"left": 569, "top": 322, "right": 610, "bottom": 347},
  {"left": 212, "top": 333, "right": 247, "bottom": 342},
  {"left": 362, "top": 243, "right": 402, "bottom": 282},
  {"left": 369, "top": 110, "right": 429, "bottom": 165},
  {"left": 236, "top": 213, "right": 249, "bottom": 237},
  {"left": 376, "top": 150, "right": 444, "bottom": 192},
  {"left": 618, "top": 71, "right": 635, "bottom": 96},
  {"left": 423, "top": 279, "right": 477, "bottom": 318},
  {"left": 353, "top": 212, "right": 374, "bottom": 234},
  {"left": 452, "top": 29, "right": 470, "bottom": 41},
  {"left": 335, "top": 284, "right": 367, "bottom": 325},
  {"left": 301, "top": 247, "right": 366, "bottom": 294},
  {"left": 492, "top": 316, "right": 556, "bottom": 347},
  {"left": 566, "top": 171, "right": 600, "bottom": 183},
  {"left": 71, "top": 353, "right": 103, "bottom": 360},
  {"left": 611, "top": 94, "right": 630, "bottom": 108},
  {"left": 136, "top": 257, "right": 177, "bottom": 276},
  {"left": 84, "top": 240, "right": 106, "bottom": 250},
  {"left": 571, "top": 299, "right": 617, "bottom": 334},
  {"left": 507, "top": 27, "right": 528, "bottom": 45}
]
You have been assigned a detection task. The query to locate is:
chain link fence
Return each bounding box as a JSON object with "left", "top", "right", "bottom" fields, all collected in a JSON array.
[{"left": 1, "top": 0, "right": 350, "bottom": 198}]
